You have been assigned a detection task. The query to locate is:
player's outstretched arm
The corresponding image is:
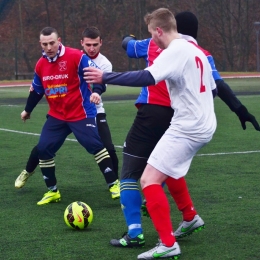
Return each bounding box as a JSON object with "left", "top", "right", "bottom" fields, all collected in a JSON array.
[
  {"left": 84, "top": 67, "right": 155, "bottom": 87},
  {"left": 216, "top": 79, "right": 260, "bottom": 131},
  {"left": 84, "top": 67, "right": 103, "bottom": 84},
  {"left": 22, "top": 90, "right": 44, "bottom": 121}
]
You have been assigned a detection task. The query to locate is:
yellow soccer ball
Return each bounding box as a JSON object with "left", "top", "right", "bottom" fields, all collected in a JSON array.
[{"left": 64, "top": 201, "right": 93, "bottom": 230}]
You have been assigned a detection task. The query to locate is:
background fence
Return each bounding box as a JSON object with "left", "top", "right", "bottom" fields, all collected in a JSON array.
[{"left": 1, "top": 0, "right": 260, "bottom": 80}]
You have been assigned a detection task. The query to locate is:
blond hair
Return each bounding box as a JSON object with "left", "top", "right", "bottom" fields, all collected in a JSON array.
[{"left": 144, "top": 8, "right": 176, "bottom": 32}]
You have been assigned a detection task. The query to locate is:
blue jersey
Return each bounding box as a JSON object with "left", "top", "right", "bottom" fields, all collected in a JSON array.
[{"left": 127, "top": 39, "right": 171, "bottom": 108}]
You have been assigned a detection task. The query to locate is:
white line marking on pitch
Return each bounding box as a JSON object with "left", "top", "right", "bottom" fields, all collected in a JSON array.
[
  {"left": 1, "top": 128, "right": 260, "bottom": 155},
  {"left": 0, "top": 128, "right": 124, "bottom": 148}
]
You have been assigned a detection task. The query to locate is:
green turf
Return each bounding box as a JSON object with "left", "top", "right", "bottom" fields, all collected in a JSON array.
[
  {"left": 0, "top": 85, "right": 142, "bottom": 100},
  {"left": 224, "top": 78, "right": 260, "bottom": 92},
  {"left": 1, "top": 82, "right": 260, "bottom": 259},
  {"left": 0, "top": 77, "right": 259, "bottom": 99}
]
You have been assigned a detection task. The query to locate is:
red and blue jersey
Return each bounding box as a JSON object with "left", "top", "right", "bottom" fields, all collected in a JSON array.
[
  {"left": 32, "top": 45, "right": 97, "bottom": 121},
  {"left": 127, "top": 37, "right": 222, "bottom": 109},
  {"left": 127, "top": 39, "right": 171, "bottom": 108}
]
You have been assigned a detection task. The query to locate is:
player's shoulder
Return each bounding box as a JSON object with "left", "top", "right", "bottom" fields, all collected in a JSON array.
[
  {"left": 65, "top": 46, "right": 84, "bottom": 56},
  {"left": 95, "top": 53, "right": 112, "bottom": 71},
  {"left": 167, "top": 38, "right": 188, "bottom": 53},
  {"left": 35, "top": 56, "right": 46, "bottom": 68},
  {"left": 97, "top": 53, "right": 112, "bottom": 64},
  {"left": 188, "top": 41, "right": 212, "bottom": 57},
  {"left": 195, "top": 45, "right": 211, "bottom": 57}
]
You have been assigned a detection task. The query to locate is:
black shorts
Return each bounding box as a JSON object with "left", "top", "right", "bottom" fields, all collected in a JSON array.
[{"left": 121, "top": 104, "right": 174, "bottom": 180}]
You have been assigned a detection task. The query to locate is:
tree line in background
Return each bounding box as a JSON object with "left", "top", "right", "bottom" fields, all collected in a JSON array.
[{"left": 0, "top": 0, "right": 259, "bottom": 80}]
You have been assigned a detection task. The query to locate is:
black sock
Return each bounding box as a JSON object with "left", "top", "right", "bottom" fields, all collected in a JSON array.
[
  {"left": 94, "top": 148, "right": 118, "bottom": 185},
  {"left": 39, "top": 158, "right": 57, "bottom": 190}
]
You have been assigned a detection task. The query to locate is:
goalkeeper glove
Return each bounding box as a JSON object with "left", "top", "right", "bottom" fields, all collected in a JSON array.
[
  {"left": 122, "top": 34, "right": 137, "bottom": 51},
  {"left": 235, "top": 105, "right": 260, "bottom": 131}
]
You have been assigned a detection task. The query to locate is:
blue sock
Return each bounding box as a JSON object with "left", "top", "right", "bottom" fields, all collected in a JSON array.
[{"left": 120, "top": 179, "right": 143, "bottom": 238}]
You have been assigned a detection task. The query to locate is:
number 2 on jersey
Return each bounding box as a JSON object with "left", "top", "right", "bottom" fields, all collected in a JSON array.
[{"left": 195, "top": 56, "right": 206, "bottom": 93}]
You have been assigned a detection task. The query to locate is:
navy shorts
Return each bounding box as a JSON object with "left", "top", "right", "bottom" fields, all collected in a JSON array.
[{"left": 37, "top": 116, "right": 104, "bottom": 160}]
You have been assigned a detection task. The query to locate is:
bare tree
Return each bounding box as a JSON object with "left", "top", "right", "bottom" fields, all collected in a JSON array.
[
  {"left": 44, "top": 0, "right": 50, "bottom": 25},
  {"left": 1, "top": 0, "right": 260, "bottom": 79},
  {"left": 197, "top": 0, "right": 260, "bottom": 71}
]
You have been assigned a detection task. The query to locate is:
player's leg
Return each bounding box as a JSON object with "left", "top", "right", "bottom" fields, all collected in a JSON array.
[
  {"left": 139, "top": 164, "right": 181, "bottom": 259},
  {"left": 144, "top": 132, "right": 205, "bottom": 242},
  {"left": 110, "top": 105, "right": 173, "bottom": 247},
  {"left": 137, "top": 133, "right": 203, "bottom": 258},
  {"left": 96, "top": 112, "right": 119, "bottom": 179},
  {"left": 15, "top": 145, "right": 39, "bottom": 188},
  {"left": 69, "top": 118, "right": 119, "bottom": 199},
  {"left": 37, "top": 116, "right": 70, "bottom": 205},
  {"left": 166, "top": 177, "right": 205, "bottom": 239},
  {"left": 111, "top": 122, "right": 149, "bottom": 247},
  {"left": 15, "top": 114, "right": 53, "bottom": 189},
  {"left": 159, "top": 135, "right": 206, "bottom": 239},
  {"left": 110, "top": 153, "right": 147, "bottom": 247}
]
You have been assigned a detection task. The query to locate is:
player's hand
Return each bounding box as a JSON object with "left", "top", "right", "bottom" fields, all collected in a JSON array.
[
  {"left": 90, "top": 92, "right": 101, "bottom": 104},
  {"left": 21, "top": 110, "right": 31, "bottom": 122},
  {"left": 29, "top": 85, "right": 34, "bottom": 92},
  {"left": 84, "top": 67, "right": 103, "bottom": 84},
  {"left": 235, "top": 105, "right": 260, "bottom": 131},
  {"left": 122, "top": 34, "right": 137, "bottom": 41},
  {"left": 122, "top": 34, "right": 137, "bottom": 50}
]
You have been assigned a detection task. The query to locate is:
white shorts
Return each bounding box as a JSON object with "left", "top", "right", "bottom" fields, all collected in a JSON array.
[{"left": 147, "top": 130, "right": 207, "bottom": 179}]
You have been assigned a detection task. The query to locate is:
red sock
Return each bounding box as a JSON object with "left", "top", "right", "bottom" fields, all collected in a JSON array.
[
  {"left": 166, "top": 177, "right": 197, "bottom": 221},
  {"left": 143, "top": 184, "right": 176, "bottom": 246}
]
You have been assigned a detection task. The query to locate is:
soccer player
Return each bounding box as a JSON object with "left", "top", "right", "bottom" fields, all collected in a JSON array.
[
  {"left": 84, "top": 7, "right": 217, "bottom": 259},
  {"left": 15, "top": 26, "right": 120, "bottom": 200},
  {"left": 20, "top": 27, "right": 120, "bottom": 205},
  {"left": 119, "top": 10, "right": 260, "bottom": 239},
  {"left": 81, "top": 26, "right": 119, "bottom": 177},
  {"left": 105, "top": 10, "right": 260, "bottom": 249}
]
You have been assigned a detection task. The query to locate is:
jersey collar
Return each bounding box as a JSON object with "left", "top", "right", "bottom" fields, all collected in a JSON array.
[
  {"left": 42, "top": 44, "right": 65, "bottom": 62},
  {"left": 179, "top": 33, "right": 198, "bottom": 44}
]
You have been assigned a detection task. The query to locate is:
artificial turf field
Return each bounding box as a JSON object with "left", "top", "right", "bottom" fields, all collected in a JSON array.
[{"left": 1, "top": 78, "right": 260, "bottom": 259}]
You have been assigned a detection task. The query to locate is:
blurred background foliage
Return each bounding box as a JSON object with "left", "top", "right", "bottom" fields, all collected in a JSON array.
[{"left": 0, "top": 0, "right": 260, "bottom": 80}]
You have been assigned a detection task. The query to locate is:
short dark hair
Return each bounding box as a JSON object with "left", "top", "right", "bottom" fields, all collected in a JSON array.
[
  {"left": 40, "top": 27, "right": 59, "bottom": 37},
  {"left": 81, "top": 26, "right": 101, "bottom": 40}
]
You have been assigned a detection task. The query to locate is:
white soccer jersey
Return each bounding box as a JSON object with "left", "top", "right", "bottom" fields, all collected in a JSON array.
[
  {"left": 146, "top": 38, "right": 216, "bottom": 142},
  {"left": 92, "top": 53, "right": 112, "bottom": 113},
  {"left": 92, "top": 53, "right": 112, "bottom": 73}
]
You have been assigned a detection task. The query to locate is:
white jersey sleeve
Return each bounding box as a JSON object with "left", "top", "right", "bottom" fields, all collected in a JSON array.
[{"left": 92, "top": 53, "right": 113, "bottom": 113}]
